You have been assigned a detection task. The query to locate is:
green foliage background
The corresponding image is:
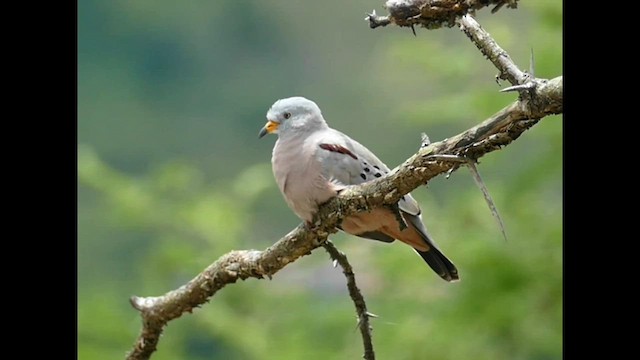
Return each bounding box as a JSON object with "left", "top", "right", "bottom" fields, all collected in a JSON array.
[{"left": 78, "top": 1, "right": 562, "bottom": 359}]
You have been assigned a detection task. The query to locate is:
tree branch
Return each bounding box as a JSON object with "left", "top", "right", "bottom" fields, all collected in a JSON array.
[
  {"left": 458, "top": 14, "right": 528, "bottom": 85},
  {"left": 126, "top": 225, "right": 329, "bottom": 360},
  {"left": 126, "top": 73, "right": 561, "bottom": 359},
  {"left": 126, "top": 4, "right": 562, "bottom": 359},
  {"left": 366, "top": 0, "right": 519, "bottom": 29},
  {"left": 323, "top": 241, "right": 376, "bottom": 360}
]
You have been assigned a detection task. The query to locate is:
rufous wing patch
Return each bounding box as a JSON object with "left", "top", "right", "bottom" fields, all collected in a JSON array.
[{"left": 318, "top": 143, "right": 358, "bottom": 160}]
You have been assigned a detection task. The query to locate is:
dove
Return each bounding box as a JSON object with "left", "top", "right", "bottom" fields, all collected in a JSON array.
[{"left": 259, "top": 96, "right": 459, "bottom": 282}]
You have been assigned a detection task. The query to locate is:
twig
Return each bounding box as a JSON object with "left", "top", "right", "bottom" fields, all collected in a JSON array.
[
  {"left": 458, "top": 14, "right": 528, "bottom": 86},
  {"left": 367, "top": 0, "right": 519, "bottom": 30},
  {"left": 323, "top": 241, "right": 376, "bottom": 360}
]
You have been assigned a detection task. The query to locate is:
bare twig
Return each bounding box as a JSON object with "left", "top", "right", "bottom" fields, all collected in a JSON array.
[
  {"left": 323, "top": 241, "right": 375, "bottom": 360},
  {"left": 458, "top": 14, "right": 528, "bottom": 86}
]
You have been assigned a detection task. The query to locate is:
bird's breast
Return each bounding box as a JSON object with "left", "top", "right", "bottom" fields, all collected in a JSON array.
[{"left": 272, "top": 138, "right": 338, "bottom": 222}]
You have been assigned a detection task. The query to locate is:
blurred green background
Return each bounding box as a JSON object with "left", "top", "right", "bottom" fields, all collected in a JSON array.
[{"left": 78, "top": 1, "right": 562, "bottom": 359}]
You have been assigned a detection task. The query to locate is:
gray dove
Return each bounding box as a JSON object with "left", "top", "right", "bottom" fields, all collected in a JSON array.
[{"left": 259, "top": 96, "right": 459, "bottom": 282}]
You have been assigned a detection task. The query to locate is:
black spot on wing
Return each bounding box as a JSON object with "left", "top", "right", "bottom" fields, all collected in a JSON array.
[
  {"left": 374, "top": 173, "right": 382, "bottom": 178},
  {"left": 360, "top": 173, "right": 366, "bottom": 180}
]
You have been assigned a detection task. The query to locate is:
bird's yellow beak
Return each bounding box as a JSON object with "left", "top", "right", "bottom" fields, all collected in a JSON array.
[{"left": 258, "top": 120, "right": 279, "bottom": 138}]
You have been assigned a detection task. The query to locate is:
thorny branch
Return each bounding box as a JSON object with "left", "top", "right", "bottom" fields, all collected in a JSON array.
[
  {"left": 323, "top": 241, "right": 376, "bottom": 360},
  {"left": 126, "top": 2, "right": 562, "bottom": 359},
  {"left": 458, "top": 14, "right": 527, "bottom": 85},
  {"left": 366, "top": 0, "right": 519, "bottom": 29}
]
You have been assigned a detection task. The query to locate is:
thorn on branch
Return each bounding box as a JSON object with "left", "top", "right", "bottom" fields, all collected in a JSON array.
[
  {"left": 424, "top": 154, "right": 507, "bottom": 241},
  {"left": 420, "top": 132, "right": 431, "bottom": 148},
  {"left": 491, "top": 2, "right": 505, "bottom": 14},
  {"left": 500, "top": 82, "right": 535, "bottom": 93},
  {"left": 529, "top": 48, "right": 535, "bottom": 77},
  {"left": 425, "top": 154, "right": 467, "bottom": 178},
  {"left": 355, "top": 311, "right": 379, "bottom": 329},
  {"left": 466, "top": 161, "right": 508, "bottom": 242},
  {"left": 366, "top": 311, "right": 379, "bottom": 319},
  {"left": 365, "top": 9, "right": 391, "bottom": 29},
  {"left": 445, "top": 167, "right": 457, "bottom": 179}
]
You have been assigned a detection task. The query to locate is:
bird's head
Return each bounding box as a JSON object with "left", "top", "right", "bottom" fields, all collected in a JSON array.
[{"left": 259, "top": 96, "right": 327, "bottom": 139}]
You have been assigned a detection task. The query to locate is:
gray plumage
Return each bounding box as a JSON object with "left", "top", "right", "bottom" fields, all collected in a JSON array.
[{"left": 259, "top": 96, "right": 458, "bottom": 282}]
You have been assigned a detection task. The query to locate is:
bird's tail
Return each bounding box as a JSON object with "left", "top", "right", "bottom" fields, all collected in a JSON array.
[
  {"left": 415, "top": 246, "right": 459, "bottom": 282},
  {"left": 403, "top": 213, "right": 459, "bottom": 282}
]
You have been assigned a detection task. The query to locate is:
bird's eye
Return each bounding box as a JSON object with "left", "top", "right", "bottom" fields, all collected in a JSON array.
[{"left": 283, "top": 112, "right": 291, "bottom": 119}]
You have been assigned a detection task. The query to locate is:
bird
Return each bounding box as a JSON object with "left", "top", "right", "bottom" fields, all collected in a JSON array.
[{"left": 259, "top": 96, "right": 459, "bottom": 282}]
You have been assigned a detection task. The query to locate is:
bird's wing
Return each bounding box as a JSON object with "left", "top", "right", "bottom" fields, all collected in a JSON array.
[{"left": 312, "top": 128, "right": 421, "bottom": 216}]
